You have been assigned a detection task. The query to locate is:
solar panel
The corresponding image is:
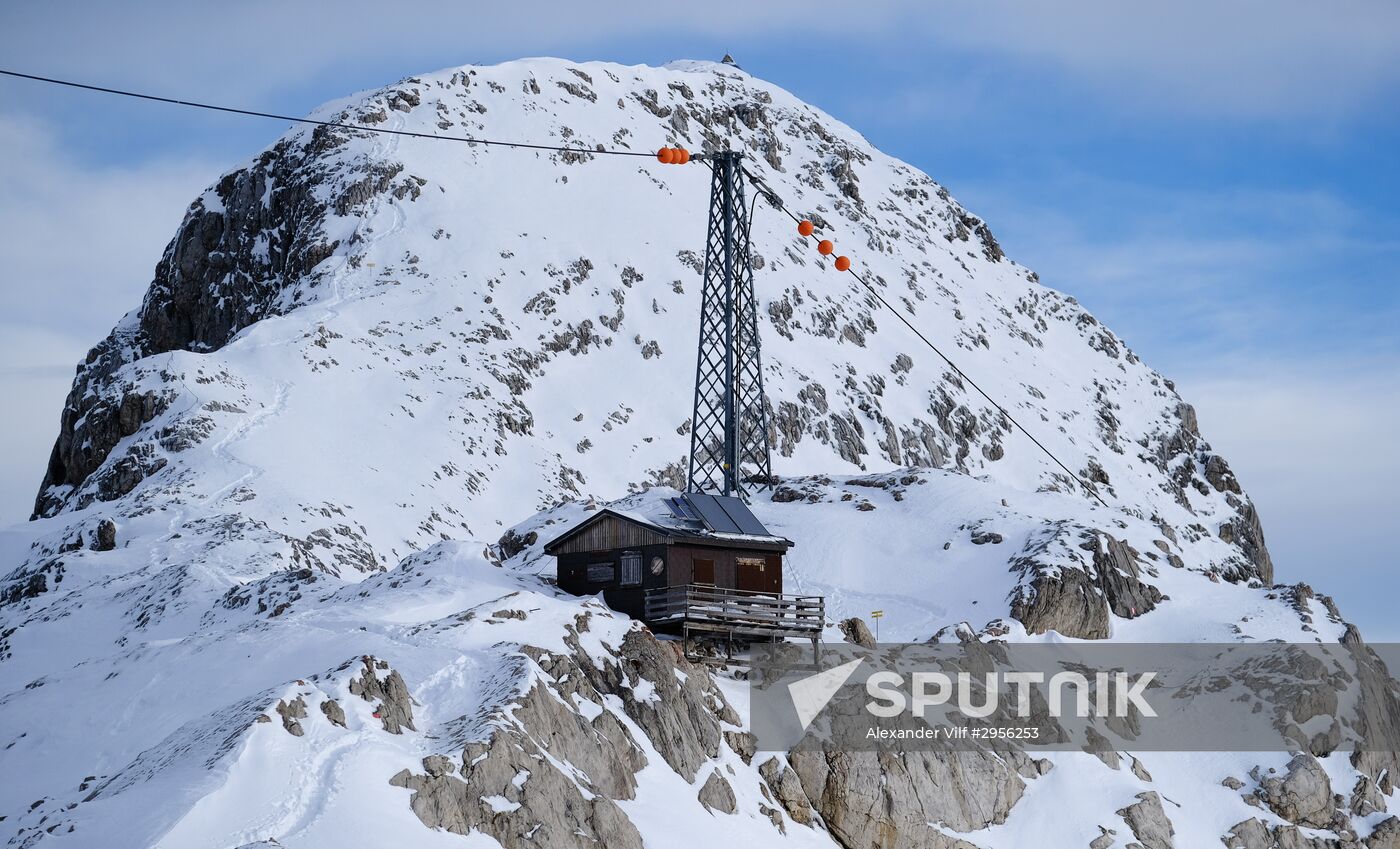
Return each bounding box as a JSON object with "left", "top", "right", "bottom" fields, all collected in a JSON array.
[
  {"left": 713, "top": 495, "right": 771, "bottom": 536},
  {"left": 682, "top": 493, "right": 739, "bottom": 533},
  {"left": 668, "top": 496, "right": 702, "bottom": 523},
  {"left": 682, "top": 493, "right": 771, "bottom": 536}
]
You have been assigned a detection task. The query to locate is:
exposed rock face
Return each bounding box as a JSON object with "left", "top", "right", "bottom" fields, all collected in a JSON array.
[
  {"left": 1258, "top": 754, "right": 1337, "bottom": 829},
  {"left": 32, "top": 112, "right": 415, "bottom": 519},
  {"left": 389, "top": 670, "right": 645, "bottom": 848},
  {"left": 790, "top": 748, "right": 1032, "bottom": 848},
  {"left": 1009, "top": 528, "right": 1162, "bottom": 639},
  {"left": 1225, "top": 500, "right": 1274, "bottom": 585},
  {"left": 1144, "top": 401, "right": 1273, "bottom": 584},
  {"left": 724, "top": 729, "right": 757, "bottom": 765},
  {"left": 759, "top": 757, "right": 815, "bottom": 825},
  {"left": 275, "top": 696, "right": 307, "bottom": 737},
  {"left": 838, "top": 616, "right": 877, "bottom": 648},
  {"left": 698, "top": 770, "right": 737, "bottom": 814},
  {"left": 390, "top": 622, "right": 749, "bottom": 847},
  {"left": 1222, "top": 818, "right": 1279, "bottom": 849},
  {"left": 319, "top": 698, "right": 347, "bottom": 728},
  {"left": 1223, "top": 814, "right": 1387, "bottom": 849},
  {"left": 581, "top": 629, "right": 735, "bottom": 780},
  {"left": 349, "top": 656, "right": 416, "bottom": 734},
  {"left": 497, "top": 528, "right": 538, "bottom": 560},
  {"left": 1370, "top": 817, "right": 1400, "bottom": 849},
  {"left": 1353, "top": 751, "right": 1399, "bottom": 816},
  {"left": 91, "top": 518, "right": 117, "bottom": 551},
  {"left": 1011, "top": 565, "right": 1111, "bottom": 639},
  {"left": 1116, "top": 791, "right": 1174, "bottom": 849}
]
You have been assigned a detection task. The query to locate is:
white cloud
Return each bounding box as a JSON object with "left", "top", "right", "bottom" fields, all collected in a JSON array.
[
  {"left": 0, "top": 114, "right": 218, "bottom": 524},
  {"left": 1180, "top": 357, "right": 1400, "bottom": 641},
  {"left": 915, "top": 0, "right": 1400, "bottom": 119},
  {"left": 4, "top": 1, "right": 1399, "bottom": 119},
  {"left": 0, "top": 327, "right": 84, "bottom": 525}
]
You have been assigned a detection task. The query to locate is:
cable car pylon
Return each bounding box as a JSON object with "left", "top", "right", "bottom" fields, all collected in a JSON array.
[{"left": 685, "top": 150, "right": 773, "bottom": 502}]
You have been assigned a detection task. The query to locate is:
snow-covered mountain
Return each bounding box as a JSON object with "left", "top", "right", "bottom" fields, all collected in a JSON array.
[{"left": 2, "top": 58, "right": 1393, "bottom": 848}]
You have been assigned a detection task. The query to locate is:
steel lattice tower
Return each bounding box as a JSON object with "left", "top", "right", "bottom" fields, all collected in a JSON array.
[{"left": 687, "top": 151, "right": 773, "bottom": 500}]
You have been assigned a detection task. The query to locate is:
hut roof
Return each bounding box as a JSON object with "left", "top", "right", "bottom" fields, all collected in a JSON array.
[{"left": 542, "top": 491, "right": 792, "bottom": 554}]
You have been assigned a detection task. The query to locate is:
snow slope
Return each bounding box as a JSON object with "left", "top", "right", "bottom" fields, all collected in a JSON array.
[{"left": 1, "top": 58, "right": 1387, "bottom": 848}]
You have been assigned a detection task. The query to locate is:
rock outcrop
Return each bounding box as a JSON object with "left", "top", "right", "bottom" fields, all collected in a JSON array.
[
  {"left": 91, "top": 518, "right": 117, "bottom": 551},
  {"left": 698, "top": 770, "right": 738, "bottom": 814},
  {"left": 390, "top": 621, "right": 749, "bottom": 847},
  {"left": 275, "top": 695, "right": 307, "bottom": 737},
  {"left": 349, "top": 656, "right": 416, "bottom": 734},
  {"left": 838, "top": 616, "right": 877, "bottom": 648},
  {"left": 790, "top": 748, "right": 1034, "bottom": 847},
  {"left": 1116, "top": 791, "right": 1175, "bottom": 849},
  {"left": 32, "top": 110, "right": 416, "bottom": 519},
  {"left": 1258, "top": 754, "right": 1337, "bottom": 829},
  {"left": 1009, "top": 527, "right": 1162, "bottom": 639}
]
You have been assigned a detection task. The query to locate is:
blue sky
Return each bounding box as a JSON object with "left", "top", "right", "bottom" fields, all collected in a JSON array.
[{"left": 1, "top": 1, "right": 1396, "bottom": 637}]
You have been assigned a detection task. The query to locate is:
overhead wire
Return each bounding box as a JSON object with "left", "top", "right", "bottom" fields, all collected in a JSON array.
[
  {"left": 0, "top": 66, "right": 1111, "bottom": 508},
  {"left": 0, "top": 69, "right": 657, "bottom": 157},
  {"left": 742, "top": 166, "right": 1113, "bottom": 509}
]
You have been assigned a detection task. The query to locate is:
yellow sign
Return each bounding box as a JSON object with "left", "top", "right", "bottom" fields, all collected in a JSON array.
[{"left": 870, "top": 610, "right": 884, "bottom": 618}]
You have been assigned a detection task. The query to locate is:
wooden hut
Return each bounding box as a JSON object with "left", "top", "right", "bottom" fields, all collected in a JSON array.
[
  {"left": 544, "top": 492, "right": 791, "bottom": 619},
  {"left": 545, "top": 492, "right": 823, "bottom": 659}
]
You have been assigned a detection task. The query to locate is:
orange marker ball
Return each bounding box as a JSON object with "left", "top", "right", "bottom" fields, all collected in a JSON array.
[
  {"left": 675, "top": 147, "right": 689, "bottom": 164},
  {"left": 657, "top": 147, "right": 675, "bottom": 164},
  {"left": 817, "top": 239, "right": 834, "bottom": 256},
  {"left": 797, "top": 220, "right": 815, "bottom": 237},
  {"left": 834, "top": 256, "right": 851, "bottom": 271}
]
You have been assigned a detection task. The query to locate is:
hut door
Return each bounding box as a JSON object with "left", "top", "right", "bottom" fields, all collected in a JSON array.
[
  {"left": 737, "top": 557, "right": 778, "bottom": 594},
  {"left": 692, "top": 557, "right": 715, "bottom": 585},
  {"left": 766, "top": 554, "right": 783, "bottom": 594}
]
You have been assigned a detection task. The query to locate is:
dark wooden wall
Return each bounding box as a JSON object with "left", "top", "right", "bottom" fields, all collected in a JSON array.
[
  {"left": 553, "top": 516, "right": 789, "bottom": 621},
  {"left": 556, "top": 543, "right": 670, "bottom": 619},
  {"left": 665, "top": 545, "right": 783, "bottom": 594},
  {"left": 550, "top": 515, "right": 669, "bottom": 555}
]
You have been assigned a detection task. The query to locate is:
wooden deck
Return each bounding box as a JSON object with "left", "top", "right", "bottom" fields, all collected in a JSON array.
[{"left": 643, "top": 584, "right": 825, "bottom": 662}]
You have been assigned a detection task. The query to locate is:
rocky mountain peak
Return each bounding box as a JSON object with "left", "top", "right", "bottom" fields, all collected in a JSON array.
[{"left": 0, "top": 58, "right": 1350, "bottom": 849}]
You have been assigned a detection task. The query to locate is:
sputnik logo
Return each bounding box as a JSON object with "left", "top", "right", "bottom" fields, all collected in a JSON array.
[{"left": 788, "top": 658, "right": 864, "bottom": 730}]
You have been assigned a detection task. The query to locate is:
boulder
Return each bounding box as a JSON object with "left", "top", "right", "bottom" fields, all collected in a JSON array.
[
  {"left": 1089, "top": 827, "right": 1117, "bottom": 849},
  {"left": 1259, "top": 755, "right": 1335, "bottom": 829},
  {"left": 838, "top": 617, "right": 877, "bottom": 649},
  {"left": 421, "top": 755, "right": 455, "bottom": 778},
  {"left": 1223, "top": 818, "right": 1272, "bottom": 849},
  {"left": 91, "top": 518, "right": 117, "bottom": 551},
  {"left": 1116, "top": 791, "right": 1174, "bottom": 849},
  {"left": 319, "top": 698, "right": 346, "bottom": 728},
  {"left": 759, "top": 757, "right": 814, "bottom": 825},
  {"left": 697, "top": 770, "right": 737, "bottom": 814},
  {"left": 275, "top": 696, "right": 307, "bottom": 737},
  {"left": 724, "top": 729, "right": 757, "bottom": 765}
]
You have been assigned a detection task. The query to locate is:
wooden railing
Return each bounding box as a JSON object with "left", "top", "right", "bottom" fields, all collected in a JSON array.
[{"left": 644, "top": 584, "right": 825, "bottom": 636}]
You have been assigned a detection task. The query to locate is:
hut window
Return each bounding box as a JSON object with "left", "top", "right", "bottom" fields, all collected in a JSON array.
[
  {"left": 737, "top": 557, "right": 766, "bottom": 571},
  {"left": 620, "top": 551, "right": 642, "bottom": 586},
  {"left": 586, "top": 562, "right": 615, "bottom": 583}
]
